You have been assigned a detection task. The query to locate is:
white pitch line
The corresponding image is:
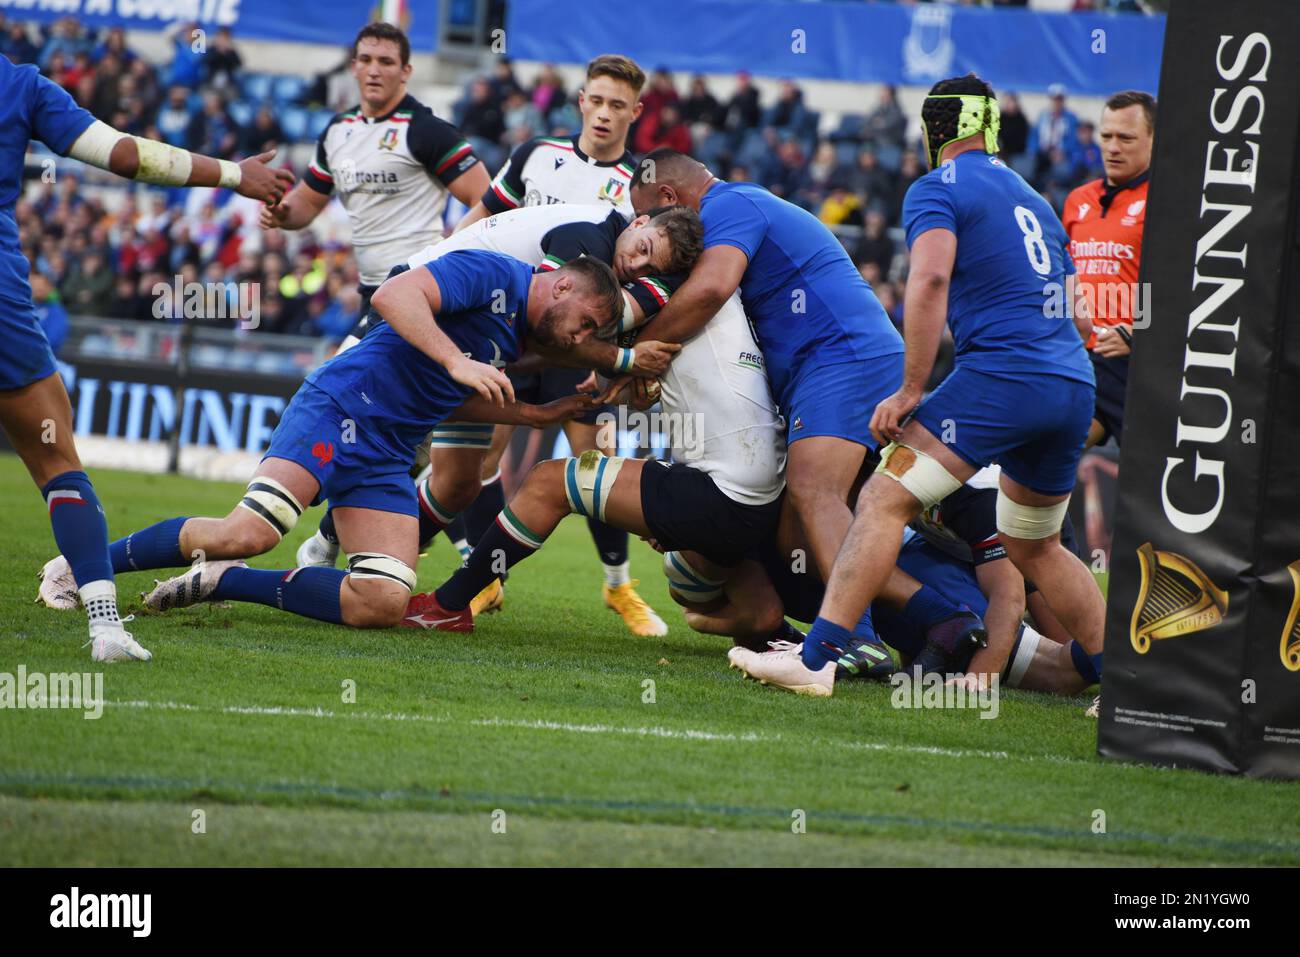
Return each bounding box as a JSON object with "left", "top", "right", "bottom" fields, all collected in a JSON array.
[{"left": 85, "top": 698, "right": 1110, "bottom": 767}]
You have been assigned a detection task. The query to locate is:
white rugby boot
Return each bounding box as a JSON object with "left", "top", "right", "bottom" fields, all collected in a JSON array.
[
  {"left": 36, "top": 555, "right": 79, "bottom": 610},
  {"left": 296, "top": 529, "right": 340, "bottom": 568},
  {"left": 143, "top": 560, "right": 246, "bottom": 611},
  {"left": 727, "top": 640, "right": 836, "bottom": 697},
  {"left": 88, "top": 615, "right": 152, "bottom": 663}
]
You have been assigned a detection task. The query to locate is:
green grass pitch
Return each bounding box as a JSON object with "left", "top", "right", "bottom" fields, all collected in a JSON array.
[{"left": 1, "top": 454, "right": 1298, "bottom": 866}]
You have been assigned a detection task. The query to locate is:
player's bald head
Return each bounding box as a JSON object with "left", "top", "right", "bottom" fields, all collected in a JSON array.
[{"left": 630, "top": 149, "right": 714, "bottom": 214}]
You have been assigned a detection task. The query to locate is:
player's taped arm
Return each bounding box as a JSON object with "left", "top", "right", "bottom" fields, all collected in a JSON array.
[
  {"left": 899, "top": 227, "right": 957, "bottom": 395},
  {"left": 67, "top": 120, "right": 241, "bottom": 189}
]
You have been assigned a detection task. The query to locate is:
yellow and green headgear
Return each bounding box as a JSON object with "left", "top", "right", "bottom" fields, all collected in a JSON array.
[{"left": 920, "top": 94, "right": 1001, "bottom": 170}]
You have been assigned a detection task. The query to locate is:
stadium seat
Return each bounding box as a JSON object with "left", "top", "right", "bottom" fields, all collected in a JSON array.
[
  {"left": 279, "top": 107, "right": 312, "bottom": 143},
  {"left": 239, "top": 73, "right": 274, "bottom": 103},
  {"left": 830, "top": 113, "right": 866, "bottom": 142},
  {"left": 273, "top": 75, "right": 309, "bottom": 106},
  {"left": 875, "top": 142, "right": 903, "bottom": 173},
  {"left": 228, "top": 99, "right": 256, "bottom": 128},
  {"left": 308, "top": 109, "right": 334, "bottom": 139}
]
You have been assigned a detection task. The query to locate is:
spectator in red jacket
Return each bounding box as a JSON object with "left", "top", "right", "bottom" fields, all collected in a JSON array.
[{"left": 635, "top": 102, "right": 691, "bottom": 156}]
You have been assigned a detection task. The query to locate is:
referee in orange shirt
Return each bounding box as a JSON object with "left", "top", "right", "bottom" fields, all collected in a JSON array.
[{"left": 1061, "top": 91, "right": 1155, "bottom": 448}]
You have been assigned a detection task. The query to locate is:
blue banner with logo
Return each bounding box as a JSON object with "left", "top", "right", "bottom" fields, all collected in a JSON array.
[
  {"left": 506, "top": 0, "right": 1163, "bottom": 96},
  {"left": 0, "top": 0, "right": 437, "bottom": 52}
]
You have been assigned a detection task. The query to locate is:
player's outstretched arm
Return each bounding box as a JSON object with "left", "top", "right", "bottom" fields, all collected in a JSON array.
[
  {"left": 66, "top": 121, "right": 294, "bottom": 205},
  {"left": 369, "top": 266, "right": 515, "bottom": 406},
  {"left": 446, "top": 391, "right": 596, "bottom": 427}
]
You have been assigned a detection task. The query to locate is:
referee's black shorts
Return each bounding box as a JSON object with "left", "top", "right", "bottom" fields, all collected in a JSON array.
[{"left": 1090, "top": 349, "right": 1130, "bottom": 445}]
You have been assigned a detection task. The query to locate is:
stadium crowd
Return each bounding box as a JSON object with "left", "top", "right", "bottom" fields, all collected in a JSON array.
[{"left": 17, "top": 14, "right": 1108, "bottom": 360}]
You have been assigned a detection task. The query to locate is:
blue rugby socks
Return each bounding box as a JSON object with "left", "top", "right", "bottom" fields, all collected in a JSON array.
[
  {"left": 801, "top": 617, "right": 855, "bottom": 670},
  {"left": 109, "top": 516, "right": 189, "bottom": 573},
  {"left": 43, "top": 471, "right": 114, "bottom": 586},
  {"left": 212, "top": 566, "right": 346, "bottom": 623},
  {"left": 1069, "top": 640, "right": 1103, "bottom": 683}
]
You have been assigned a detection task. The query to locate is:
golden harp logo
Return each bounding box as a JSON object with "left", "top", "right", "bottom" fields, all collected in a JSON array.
[
  {"left": 1281, "top": 560, "right": 1300, "bottom": 672},
  {"left": 1130, "top": 543, "right": 1229, "bottom": 654}
]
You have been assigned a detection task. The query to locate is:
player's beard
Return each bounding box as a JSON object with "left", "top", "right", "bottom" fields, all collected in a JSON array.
[{"left": 531, "top": 306, "right": 571, "bottom": 350}]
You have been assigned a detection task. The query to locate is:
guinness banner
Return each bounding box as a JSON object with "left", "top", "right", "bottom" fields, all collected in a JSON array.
[{"left": 1097, "top": 0, "right": 1300, "bottom": 777}]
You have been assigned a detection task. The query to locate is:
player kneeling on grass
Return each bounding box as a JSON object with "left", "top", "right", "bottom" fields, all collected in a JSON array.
[
  {"left": 403, "top": 292, "right": 788, "bottom": 632},
  {"left": 38, "top": 250, "right": 620, "bottom": 630}
]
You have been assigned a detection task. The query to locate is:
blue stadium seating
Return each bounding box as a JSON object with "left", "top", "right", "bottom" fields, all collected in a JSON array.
[
  {"left": 308, "top": 110, "right": 334, "bottom": 139},
  {"left": 273, "top": 75, "right": 309, "bottom": 105},
  {"left": 228, "top": 99, "right": 256, "bottom": 127},
  {"left": 239, "top": 73, "right": 274, "bottom": 102},
  {"left": 279, "top": 107, "right": 312, "bottom": 142}
]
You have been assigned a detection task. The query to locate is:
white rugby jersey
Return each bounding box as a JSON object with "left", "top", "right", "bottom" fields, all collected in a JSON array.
[
  {"left": 483, "top": 134, "right": 635, "bottom": 217},
  {"left": 657, "top": 293, "right": 787, "bottom": 506},
  {"left": 405, "top": 204, "right": 620, "bottom": 270},
  {"left": 305, "top": 94, "right": 481, "bottom": 286}
]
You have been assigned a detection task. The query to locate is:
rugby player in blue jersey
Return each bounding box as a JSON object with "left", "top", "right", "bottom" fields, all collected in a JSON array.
[
  {"left": 731, "top": 73, "right": 1105, "bottom": 697},
  {"left": 6, "top": 55, "right": 293, "bottom": 661},
  {"left": 78, "top": 250, "right": 619, "bottom": 632},
  {"left": 617, "top": 149, "right": 982, "bottom": 678}
]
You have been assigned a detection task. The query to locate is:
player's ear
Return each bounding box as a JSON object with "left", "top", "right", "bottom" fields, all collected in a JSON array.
[
  {"left": 401, "top": 62, "right": 413, "bottom": 82},
  {"left": 631, "top": 100, "right": 643, "bottom": 121},
  {"left": 631, "top": 214, "right": 650, "bottom": 229}
]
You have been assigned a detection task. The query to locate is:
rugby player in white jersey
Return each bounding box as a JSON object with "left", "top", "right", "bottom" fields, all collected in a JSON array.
[{"left": 259, "top": 22, "right": 489, "bottom": 323}]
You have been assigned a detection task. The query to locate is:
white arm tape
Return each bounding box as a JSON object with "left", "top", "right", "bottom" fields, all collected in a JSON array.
[
  {"left": 65, "top": 119, "right": 125, "bottom": 170},
  {"left": 132, "top": 136, "right": 194, "bottom": 186},
  {"left": 65, "top": 120, "right": 235, "bottom": 190}
]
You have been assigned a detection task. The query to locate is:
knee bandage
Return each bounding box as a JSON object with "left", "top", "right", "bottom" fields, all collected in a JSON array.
[
  {"left": 662, "top": 551, "right": 726, "bottom": 604},
  {"left": 1002, "top": 623, "right": 1044, "bottom": 689},
  {"left": 995, "top": 491, "right": 1070, "bottom": 540},
  {"left": 874, "top": 442, "right": 963, "bottom": 508},
  {"left": 239, "top": 478, "right": 304, "bottom": 540},
  {"left": 563, "top": 449, "right": 625, "bottom": 523},
  {"left": 346, "top": 552, "right": 417, "bottom": 591}
]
